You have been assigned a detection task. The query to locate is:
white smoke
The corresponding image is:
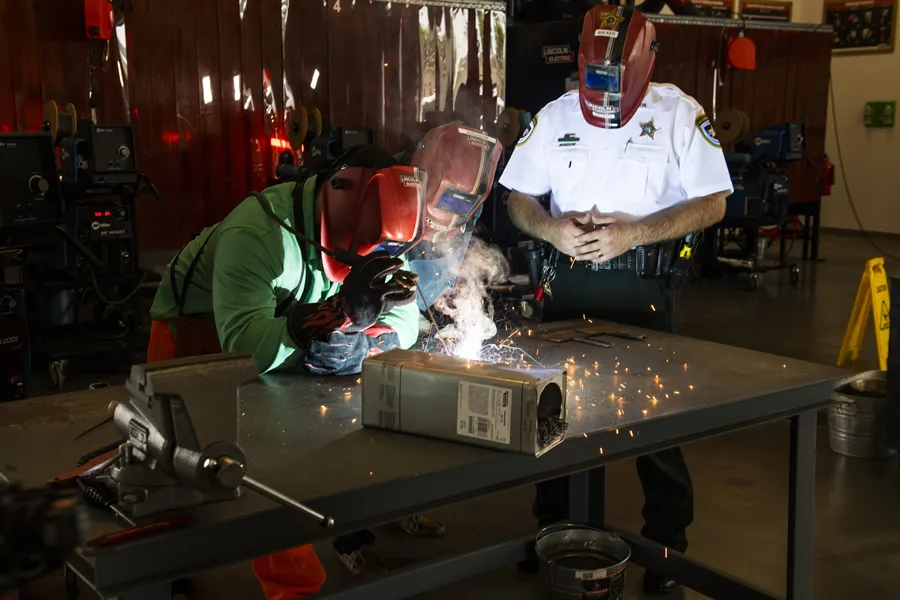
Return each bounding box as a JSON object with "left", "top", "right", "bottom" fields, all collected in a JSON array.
[{"left": 434, "top": 237, "right": 509, "bottom": 360}]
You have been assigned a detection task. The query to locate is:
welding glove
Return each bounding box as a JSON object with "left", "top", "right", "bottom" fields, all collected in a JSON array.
[
  {"left": 286, "top": 252, "right": 415, "bottom": 349},
  {"left": 339, "top": 251, "right": 417, "bottom": 332},
  {"left": 303, "top": 326, "right": 401, "bottom": 376}
]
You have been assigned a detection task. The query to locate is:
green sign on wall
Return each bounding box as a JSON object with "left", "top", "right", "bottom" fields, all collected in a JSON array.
[{"left": 864, "top": 101, "right": 896, "bottom": 128}]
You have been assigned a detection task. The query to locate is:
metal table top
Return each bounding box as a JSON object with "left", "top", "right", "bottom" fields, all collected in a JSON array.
[{"left": 0, "top": 320, "right": 845, "bottom": 594}]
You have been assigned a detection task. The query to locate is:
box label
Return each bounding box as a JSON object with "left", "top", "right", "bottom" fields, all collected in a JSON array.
[{"left": 457, "top": 382, "right": 512, "bottom": 444}]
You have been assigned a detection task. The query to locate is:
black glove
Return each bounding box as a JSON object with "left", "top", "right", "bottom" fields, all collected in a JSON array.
[
  {"left": 339, "top": 251, "right": 417, "bottom": 332},
  {"left": 303, "top": 327, "right": 401, "bottom": 376},
  {"left": 286, "top": 251, "right": 415, "bottom": 349}
]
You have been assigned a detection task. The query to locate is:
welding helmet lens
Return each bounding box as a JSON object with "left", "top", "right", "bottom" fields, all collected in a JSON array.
[{"left": 584, "top": 65, "right": 620, "bottom": 93}]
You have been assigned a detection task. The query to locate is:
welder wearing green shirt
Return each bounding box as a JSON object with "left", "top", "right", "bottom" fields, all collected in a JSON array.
[{"left": 146, "top": 145, "right": 423, "bottom": 375}]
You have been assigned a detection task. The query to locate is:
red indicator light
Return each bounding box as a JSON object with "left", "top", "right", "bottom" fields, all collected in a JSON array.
[{"left": 94, "top": 211, "right": 102, "bottom": 217}]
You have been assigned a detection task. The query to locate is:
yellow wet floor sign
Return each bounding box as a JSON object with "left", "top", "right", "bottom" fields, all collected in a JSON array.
[{"left": 838, "top": 257, "right": 890, "bottom": 371}]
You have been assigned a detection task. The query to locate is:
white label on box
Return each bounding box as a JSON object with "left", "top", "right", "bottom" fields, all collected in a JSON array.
[
  {"left": 457, "top": 382, "right": 512, "bottom": 444},
  {"left": 575, "top": 568, "right": 608, "bottom": 580}
]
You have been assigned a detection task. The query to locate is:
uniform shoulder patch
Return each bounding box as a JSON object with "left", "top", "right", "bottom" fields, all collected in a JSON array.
[
  {"left": 516, "top": 115, "right": 538, "bottom": 146},
  {"left": 695, "top": 113, "right": 720, "bottom": 148}
]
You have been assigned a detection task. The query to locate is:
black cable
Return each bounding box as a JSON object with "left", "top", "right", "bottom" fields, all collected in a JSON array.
[
  {"left": 828, "top": 78, "right": 900, "bottom": 260},
  {"left": 76, "top": 441, "right": 122, "bottom": 467}
]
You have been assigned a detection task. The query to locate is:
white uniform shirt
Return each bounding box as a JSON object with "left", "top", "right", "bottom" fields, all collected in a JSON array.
[{"left": 499, "top": 84, "right": 734, "bottom": 222}]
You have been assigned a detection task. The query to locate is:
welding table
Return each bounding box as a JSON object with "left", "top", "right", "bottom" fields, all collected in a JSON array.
[{"left": 0, "top": 320, "right": 845, "bottom": 600}]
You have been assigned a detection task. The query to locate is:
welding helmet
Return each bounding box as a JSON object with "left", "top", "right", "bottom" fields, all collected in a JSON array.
[
  {"left": 411, "top": 123, "right": 501, "bottom": 243},
  {"left": 319, "top": 146, "right": 426, "bottom": 283},
  {"left": 578, "top": 5, "right": 658, "bottom": 129}
]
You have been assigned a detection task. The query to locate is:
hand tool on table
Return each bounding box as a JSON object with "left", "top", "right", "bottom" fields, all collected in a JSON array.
[
  {"left": 545, "top": 329, "right": 614, "bottom": 348},
  {"left": 93, "top": 354, "right": 334, "bottom": 526}
]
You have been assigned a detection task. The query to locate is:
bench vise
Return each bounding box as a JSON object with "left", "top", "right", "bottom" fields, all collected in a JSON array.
[{"left": 96, "top": 354, "right": 332, "bottom": 526}]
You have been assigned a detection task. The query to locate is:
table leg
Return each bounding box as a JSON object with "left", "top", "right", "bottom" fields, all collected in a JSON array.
[
  {"left": 786, "top": 411, "right": 816, "bottom": 600},
  {"left": 568, "top": 467, "right": 606, "bottom": 528}
]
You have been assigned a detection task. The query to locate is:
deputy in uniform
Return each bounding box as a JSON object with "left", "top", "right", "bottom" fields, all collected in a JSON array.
[{"left": 500, "top": 6, "right": 733, "bottom": 594}]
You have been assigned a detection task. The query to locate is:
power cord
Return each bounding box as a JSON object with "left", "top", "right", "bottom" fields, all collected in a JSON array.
[{"left": 828, "top": 78, "right": 900, "bottom": 260}]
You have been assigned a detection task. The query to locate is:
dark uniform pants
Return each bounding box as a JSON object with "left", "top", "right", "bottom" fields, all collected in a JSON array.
[{"left": 538, "top": 264, "right": 694, "bottom": 553}]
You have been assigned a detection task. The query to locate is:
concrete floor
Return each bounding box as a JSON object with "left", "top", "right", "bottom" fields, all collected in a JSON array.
[{"left": 19, "top": 231, "right": 900, "bottom": 599}]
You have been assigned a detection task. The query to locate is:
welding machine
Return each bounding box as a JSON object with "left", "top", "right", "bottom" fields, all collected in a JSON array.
[{"left": 0, "top": 289, "right": 29, "bottom": 402}]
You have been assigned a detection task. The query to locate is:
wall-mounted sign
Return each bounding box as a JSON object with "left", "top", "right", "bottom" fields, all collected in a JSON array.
[
  {"left": 824, "top": 0, "right": 896, "bottom": 54},
  {"left": 742, "top": 0, "right": 793, "bottom": 21},
  {"left": 864, "top": 101, "right": 896, "bottom": 127},
  {"left": 693, "top": 0, "right": 737, "bottom": 18}
]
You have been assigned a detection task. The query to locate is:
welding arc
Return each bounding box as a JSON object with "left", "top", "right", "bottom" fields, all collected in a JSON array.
[
  {"left": 242, "top": 476, "right": 334, "bottom": 527},
  {"left": 415, "top": 281, "right": 451, "bottom": 354}
]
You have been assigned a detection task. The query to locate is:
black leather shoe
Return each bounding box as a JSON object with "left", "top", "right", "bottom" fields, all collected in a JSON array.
[{"left": 643, "top": 571, "right": 679, "bottom": 595}]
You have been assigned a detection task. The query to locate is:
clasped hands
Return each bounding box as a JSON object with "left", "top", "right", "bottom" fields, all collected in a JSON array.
[{"left": 546, "top": 209, "right": 637, "bottom": 263}]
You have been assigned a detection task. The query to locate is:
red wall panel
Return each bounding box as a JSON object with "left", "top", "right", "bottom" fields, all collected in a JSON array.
[{"left": 0, "top": 4, "right": 829, "bottom": 250}]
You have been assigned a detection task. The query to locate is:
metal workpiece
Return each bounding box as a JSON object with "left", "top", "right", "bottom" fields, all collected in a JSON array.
[{"left": 362, "top": 350, "right": 567, "bottom": 456}]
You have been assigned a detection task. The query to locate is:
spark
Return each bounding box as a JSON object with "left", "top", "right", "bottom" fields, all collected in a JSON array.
[
  {"left": 369, "top": 471, "right": 373, "bottom": 476},
  {"left": 536, "top": 349, "right": 540, "bottom": 357},
  {"left": 575, "top": 395, "right": 580, "bottom": 401},
  {"left": 674, "top": 391, "right": 680, "bottom": 395},
  {"left": 619, "top": 383, "right": 626, "bottom": 389},
  {"left": 583, "top": 314, "right": 586, "bottom": 320},
  {"left": 617, "top": 409, "right": 624, "bottom": 416},
  {"left": 241, "top": 412, "right": 246, "bottom": 416},
  {"left": 594, "top": 361, "right": 599, "bottom": 369},
  {"left": 683, "top": 364, "right": 688, "bottom": 371},
  {"left": 599, "top": 447, "right": 604, "bottom": 454},
  {"left": 588, "top": 319, "right": 594, "bottom": 323},
  {"left": 344, "top": 392, "right": 352, "bottom": 400},
  {"left": 783, "top": 364, "right": 787, "bottom": 368},
  {"left": 642, "top": 409, "right": 648, "bottom": 416},
  {"left": 665, "top": 547, "right": 668, "bottom": 558},
  {"left": 570, "top": 256, "right": 576, "bottom": 269},
  {"left": 625, "top": 367, "right": 629, "bottom": 373},
  {"left": 609, "top": 393, "right": 616, "bottom": 400},
  {"left": 583, "top": 433, "right": 588, "bottom": 438},
  {"left": 528, "top": 329, "right": 533, "bottom": 336},
  {"left": 584, "top": 369, "right": 590, "bottom": 377},
  {"left": 499, "top": 328, "right": 521, "bottom": 346},
  {"left": 659, "top": 384, "right": 664, "bottom": 389},
  {"left": 615, "top": 428, "right": 619, "bottom": 434},
  {"left": 629, "top": 430, "right": 634, "bottom": 437},
  {"left": 689, "top": 385, "right": 694, "bottom": 390},
  {"left": 356, "top": 378, "right": 362, "bottom": 384},
  {"left": 647, "top": 367, "right": 651, "bottom": 371},
  {"left": 666, "top": 359, "right": 669, "bottom": 363},
  {"left": 351, "top": 418, "right": 357, "bottom": 424},
  {"left": 320, "top": 405, "right": 327, "bottom": 413},
  {"left": 614, "top": 370, "right": 618, "bottom": 374},
  {"left": 650, "top": 304, "right": 656, "bottom": 312}
]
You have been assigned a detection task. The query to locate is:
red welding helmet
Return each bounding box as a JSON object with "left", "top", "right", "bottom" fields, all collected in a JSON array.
[
  {"left": 411, "top": 123, "right": 501, "bottom": 243},
  {"left": 578, "top": 5, "right": 658, "bottom": 129},
  {"left": 320, "top": 165, "right": 426, "bottom": 283}
]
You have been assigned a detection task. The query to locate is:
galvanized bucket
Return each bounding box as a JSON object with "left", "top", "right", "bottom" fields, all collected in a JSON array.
[
  {"left": 828, "top": 370, "right": 897, "bottom": 459},
  {"left": 535, "top": 524, "right": 631, "bottom": 600}
]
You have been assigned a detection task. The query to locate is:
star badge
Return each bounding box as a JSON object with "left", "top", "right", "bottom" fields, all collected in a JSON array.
[
  {"left": 599, "top": 13, "right": 625, "bottom": 29},
  {"left": 639, "top": 118, "right": 661, "bottom": 140}
]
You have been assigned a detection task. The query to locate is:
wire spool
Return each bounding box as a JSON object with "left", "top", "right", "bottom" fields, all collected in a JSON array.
[
  {"left": 287, "top": 105, "right": 324, "bottom": 150},
  {"left": 43, "top": 101, "right": 78, "bottom": 144},
  {"left": 496, "top": 107, "right": 522, "bottom": 147},
  {"left": 714, "top": 108, "right": 750, "bottom": 145}
]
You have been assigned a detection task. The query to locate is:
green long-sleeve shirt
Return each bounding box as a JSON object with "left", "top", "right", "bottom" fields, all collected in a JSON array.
[{"left": 149, "top": 177, "right": 419, "bottom": 373}]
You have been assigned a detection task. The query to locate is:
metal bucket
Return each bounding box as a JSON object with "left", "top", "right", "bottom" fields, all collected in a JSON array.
[
  {"left": 535, "top": 524, "right": 631, "bottom": 600},
  {"left": 828, "top": 370, "right": 897, "bottom": 459}
]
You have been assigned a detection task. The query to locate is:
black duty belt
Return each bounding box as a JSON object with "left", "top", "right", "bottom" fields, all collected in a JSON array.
[{"left": 547, "top": 232, "right": 700, "bottom": 290}]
